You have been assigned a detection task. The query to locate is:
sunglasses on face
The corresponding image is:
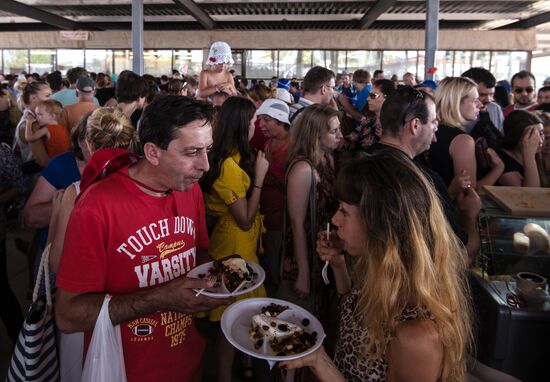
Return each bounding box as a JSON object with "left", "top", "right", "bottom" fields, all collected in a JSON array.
[
  {"left": 368, "top": 92, "right": 386, "bottom": 100},
  {"left": 513, "top": 87, "right": 534, "bottom": 94}
]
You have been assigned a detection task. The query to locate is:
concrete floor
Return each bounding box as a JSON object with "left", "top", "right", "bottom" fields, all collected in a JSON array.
[{"left": 0, "top": 224, "right": 276, "bottom": 382}]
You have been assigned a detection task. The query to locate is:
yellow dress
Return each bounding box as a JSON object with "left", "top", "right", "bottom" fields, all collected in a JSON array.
[{"left": 203, "top": 152, "right": 266, "bottom": 321}]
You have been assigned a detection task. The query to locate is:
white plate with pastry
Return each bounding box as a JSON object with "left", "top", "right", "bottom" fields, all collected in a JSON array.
[
  {"left": 221, "top": 297, "right": 325, "bottom": 362},
  {"left": 187, "top": 255, "right": 265, "bottom": 298}
]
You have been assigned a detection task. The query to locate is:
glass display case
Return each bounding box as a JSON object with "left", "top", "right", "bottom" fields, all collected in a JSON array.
[
  {"left": 471, "top": 196, "right": 550, "bottom": 381},
  {"left": 478, "top": 197, "right": 550, "bottom": 281}
]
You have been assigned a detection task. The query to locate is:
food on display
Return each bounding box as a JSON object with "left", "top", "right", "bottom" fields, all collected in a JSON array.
[
  {"left": 523, "top": 223, "right": 550, "bottom": 253},
  {"left": 513, "top": 232, "right": 530, "bottom": 253}
]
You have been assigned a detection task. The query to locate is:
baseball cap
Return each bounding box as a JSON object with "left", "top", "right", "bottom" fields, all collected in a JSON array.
[
  {"left": 255, "top": 98, "right": 290, "bottom": 125},
  {"left": 76, "top": 77, "right": 96, "bottom": 93},
  {"left": 415, "top": 80, "right": 437, "bottom": 90}
]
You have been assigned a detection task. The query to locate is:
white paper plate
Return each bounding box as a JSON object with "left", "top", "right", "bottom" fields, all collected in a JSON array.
[
  {"left": 221, "top": 297, "right": 325, "bottom": 362},
  {"left": 187, "top": 261, "right": 265, "bottom": 298}
]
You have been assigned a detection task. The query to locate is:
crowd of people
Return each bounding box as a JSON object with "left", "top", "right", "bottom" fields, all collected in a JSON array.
[{"left": 1, "top": 40, "right": 549, "bottom": 381}]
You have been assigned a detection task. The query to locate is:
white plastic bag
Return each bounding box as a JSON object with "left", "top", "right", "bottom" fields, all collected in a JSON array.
[{"left": 80, "top": 295, "right": 127, "bottom": 382}]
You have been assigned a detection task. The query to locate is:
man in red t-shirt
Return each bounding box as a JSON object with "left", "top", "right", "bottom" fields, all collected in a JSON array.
[{"left": 55, "top": 96, "right": 230, "bottom": 382}]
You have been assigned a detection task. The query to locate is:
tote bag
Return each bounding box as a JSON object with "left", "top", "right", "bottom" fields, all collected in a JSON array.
[{"left": 6, "top": 244, "right": 60, "bottom": 382}]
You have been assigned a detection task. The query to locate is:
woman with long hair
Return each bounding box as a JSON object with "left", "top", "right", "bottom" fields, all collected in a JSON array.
[
  {"left": 200, "top": 96, "right": 268, "bottom": 382},
  {"left": 428, "top": 77, "right": 504, "bottom": 199},
  {"left": 282, "top": 150, "right": 473, "bottom": 381},
  {"left": 497, "top": 110, "right": 545, "bottom": 187},
  {"left": 281, "top": 104, "right": 342, "bottom": 351}
]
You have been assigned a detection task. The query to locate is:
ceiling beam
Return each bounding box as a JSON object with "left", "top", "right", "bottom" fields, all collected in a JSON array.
[
  {"left": 495, "top": 11, "right": 550, "bottom": 29},
  {"left": 172, "top": 0, "right": 215, "bottom": 29},
  {"left": 0, "top": 0, "right": 96, "bottom": 30},
  {"left": 358, "top": 0, "right": 398, "bottom": 29}
]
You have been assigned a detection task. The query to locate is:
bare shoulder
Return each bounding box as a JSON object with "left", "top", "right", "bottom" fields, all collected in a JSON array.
[
  {"left": 393, "top": 319, "right": 441, "bottom": 351},
  {"left": 288, "top": 160, "right": 313, "bottom": 179},
  {"left": 451, "top": 133, "right": 475, "bottom": 150},
  {"left": 387, "top": 319, "right": 443, "bottom": 382}
]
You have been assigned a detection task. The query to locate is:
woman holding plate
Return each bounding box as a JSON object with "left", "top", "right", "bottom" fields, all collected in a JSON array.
[
  {"left": 281, "top": 151, "right": 473, "bottom": 381},
  {"left": 200, "top": 96, "right": 268, "bottom": 381}
]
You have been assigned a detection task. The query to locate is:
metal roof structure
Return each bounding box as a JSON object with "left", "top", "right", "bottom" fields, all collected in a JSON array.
[{"left": 0, "top": 0, "right": 549, "bottom": 33}]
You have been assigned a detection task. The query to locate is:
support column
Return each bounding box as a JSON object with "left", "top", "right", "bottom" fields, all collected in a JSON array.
[
  {"left": 424, "top": 0, "right": 439, "bottom": 81},
  {"left": 132, "top": 0, "right": 144, "bottom": 75}
]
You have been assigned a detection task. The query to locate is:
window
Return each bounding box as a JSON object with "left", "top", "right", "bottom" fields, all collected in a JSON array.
[
  {"left": 346, "top": 51, "right": 381, "bottom": 73},
  {"left": 57, "top": 49, "right": 84, "bottom": 75},
  {"left": 85, "top": 49, "right": 113, "bottom": 74},
  {"left": 471, "top": 51, "right": 491, "bottom": 71},
  {"left": 174, "top": 49, "right": 203, "bottom": 77},
  {"left": 491, "top": 51, "right": 528, "bottom": 82},
  {"left": 30, "top": 49, "right": 54, "bottom": 74},
  {"left": 434, "top": 51, "right": 454, "bottom": 80},
  {"left": 231, "top": 51, "right": 243, "bottom": 77},
  {"left": 143, "top": 50, "right": 172, "bottom": 77},
  {"left": 246, "top": 50, "right": 276, "bottom": 79},
  {"left": 312, "top": 50, "right": 341, "bottom": 75},
  {"left": 113, "top": 50, "right": 133, "bottom": 74},
  {"left": 382, "top": 51, "right": 407, "bottom": 78},
  {"left": 4, "top": 50, "right": 29, "bottom": 74},
  {"left": 532, "top": 55, "right": 550, "bottom": 90},
  {"left": 453, "top": 51, "right": 472, "bottom": 76}
]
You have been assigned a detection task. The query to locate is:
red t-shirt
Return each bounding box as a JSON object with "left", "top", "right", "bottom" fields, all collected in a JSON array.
[
  {"left": 502, "top": 103, "right": 538, "bottom": 118},
  {"left": 57, "top": 166, "right": 209, "bottom": 382}
]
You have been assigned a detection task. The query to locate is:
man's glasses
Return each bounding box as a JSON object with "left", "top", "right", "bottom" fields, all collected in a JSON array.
[{"left": 513, "top": 87, "right": 534, "bottom": 94}]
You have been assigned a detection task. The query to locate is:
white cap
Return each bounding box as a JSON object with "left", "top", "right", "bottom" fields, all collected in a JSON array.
[
  {"left": 256, "top": 98, "right": 291, "bottom": 125},
  {"left": 206, "top": 41, "right": 234, "bottom": 66},
  {"left": 275, "top": 88, "right": 293, "bottom": 105}
]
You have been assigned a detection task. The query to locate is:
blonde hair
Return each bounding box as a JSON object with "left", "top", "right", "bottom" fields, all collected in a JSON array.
[
  {"left": 286, "top": 104, "right": 339, "bottom": 170},
  {"left": 35, "top": 99, "right": 63, "bottom": 122},
  {"left": 335, "top": 151, "right": 473, "bottom": 381},
  {"left": 85, "top": 107, "right": 135, "bottom": 151},
  {"left": 435, "top": 77, "right": 477, "bottom": 128}
]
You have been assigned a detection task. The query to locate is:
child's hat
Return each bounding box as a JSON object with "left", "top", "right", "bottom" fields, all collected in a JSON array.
[{"left": 206, "top": 41, "right": 234, "bottom": 66}]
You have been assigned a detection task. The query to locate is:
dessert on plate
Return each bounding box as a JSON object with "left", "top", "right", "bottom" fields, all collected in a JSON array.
[{"left": 249, "top": 304, "right": 317, "bottom": 355}]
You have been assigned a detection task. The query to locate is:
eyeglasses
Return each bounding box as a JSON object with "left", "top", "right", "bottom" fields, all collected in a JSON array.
[
  {"left": 368, "top": 92, "right": 386, "bottom": 100},
  {"left": 323, "top": 83, "right": 336, "bottom": 91},
  {"left": 401, "top": 87, "right": 425, "bottom": 126},
  {"left": 513, "top": 87, "right": 534, "bottom": 94}
]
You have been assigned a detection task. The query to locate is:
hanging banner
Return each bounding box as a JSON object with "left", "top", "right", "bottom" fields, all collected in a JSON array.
[{"left": 59, "top": 31, "right": 89, "bottom": 41}]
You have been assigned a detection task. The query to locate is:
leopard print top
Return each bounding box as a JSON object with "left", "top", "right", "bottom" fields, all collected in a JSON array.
[{"left": 334, "top": 289, "right": 428, "bottom": 382}]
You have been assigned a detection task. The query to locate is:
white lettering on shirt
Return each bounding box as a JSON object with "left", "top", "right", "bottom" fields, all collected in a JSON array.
[{"left": 133, "top": 248, "right": 196, "bottom": 288}]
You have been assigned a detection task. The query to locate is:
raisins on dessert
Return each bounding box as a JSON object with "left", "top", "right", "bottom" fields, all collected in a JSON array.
[
  {"left": 254, "top": 340, "right": 263, "bottom": 349},
  {"left": 278, "top": 324, "right": 288, "bottom": 332},
  {"left": 301, "top": 318, "right": 310, "bottom": 326}
]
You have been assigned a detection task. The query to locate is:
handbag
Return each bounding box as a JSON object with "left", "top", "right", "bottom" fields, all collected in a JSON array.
[
  {"left": 7, "top": 96, "right": 22, "bottom": 128},
  {"left": 80, "top": 295, "right": 127, "bottom": 382},
  {"left": 6, "top": 244, "right": 60, "bottom": 382}
]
